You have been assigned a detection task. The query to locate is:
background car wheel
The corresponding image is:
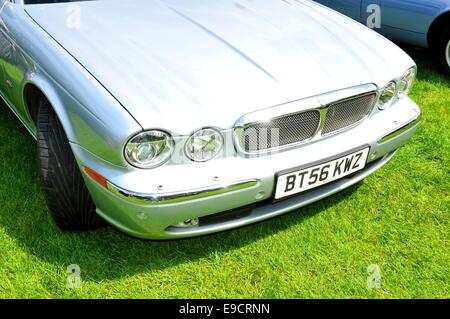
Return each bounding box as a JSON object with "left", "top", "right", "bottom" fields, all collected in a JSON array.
[
  {"left": 434, "top": 27, "right": 450, "bottom": 76},
  {"left": 37, "top": 98, "right": 106, "bottom": 231}
]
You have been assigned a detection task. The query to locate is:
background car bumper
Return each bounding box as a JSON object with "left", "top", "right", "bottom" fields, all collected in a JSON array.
[{"left": 74, "top": 97, "right": 421, "bottom": 240}]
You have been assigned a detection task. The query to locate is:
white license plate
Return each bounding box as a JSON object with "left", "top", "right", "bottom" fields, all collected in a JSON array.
[{"left": 274, "top": 147, "right": 370, "bottom": 200}]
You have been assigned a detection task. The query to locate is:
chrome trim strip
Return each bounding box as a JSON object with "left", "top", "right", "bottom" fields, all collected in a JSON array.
[
  {"left": 234, "top": 83, "right": 378, "bottom": 156},
  {"left": 106, "top": 179, "right": 259, "bottom": 205},
  {"left": 235, "top": 96, "right": 323, "bottom": 128},
  {"left": 378, "top": 114, "right": 421, "bottom": 144},
  {"left": 315, "top": 83, "right": 378, "bottom": 106}
]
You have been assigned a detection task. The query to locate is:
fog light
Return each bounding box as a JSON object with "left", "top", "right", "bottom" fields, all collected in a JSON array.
[{"left": 175, "top": 218, "right": 199, "bottom": 228}]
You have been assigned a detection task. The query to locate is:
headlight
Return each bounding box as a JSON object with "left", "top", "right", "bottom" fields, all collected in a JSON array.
[
  {"left": 185, "top": 128, "right": 224, "bottom": 162},
  {"left": 125, "top": 130, "right": 174, "bottom": 169},
  {"left": 378, "top": 81, "right": 397, "bottom": 110},
  {"left": 398, "top": 67, "right": 416, "bottom": 98}
]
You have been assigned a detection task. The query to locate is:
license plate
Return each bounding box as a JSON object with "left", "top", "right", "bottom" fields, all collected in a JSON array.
[{"left": 274, "top": 147, "right": 370, "bottom": 200}]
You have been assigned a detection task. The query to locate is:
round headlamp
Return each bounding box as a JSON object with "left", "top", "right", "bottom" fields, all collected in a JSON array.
[
  {"left": 398, "top": 67, "right": 416, "bottom": 98},
  {"left": 125, "top": 130, "right": 174, "bottom": 169},
  {"left": 185, "top": 128, "right": 224, "bottom": 162},
  {"left": 378, "top": 81, "right": 397, "bottom": 110}
]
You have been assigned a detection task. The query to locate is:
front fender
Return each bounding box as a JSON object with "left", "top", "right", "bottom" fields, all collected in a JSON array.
[
  {"left": 23, "top": 70, "right": 141, "bottom": 167},
  {"left": 3, "top": 2, "right": 143, "bottom": 167}
]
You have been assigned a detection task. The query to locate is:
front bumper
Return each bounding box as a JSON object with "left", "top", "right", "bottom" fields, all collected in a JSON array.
[{"left": 73, "top": 97, "right": 421, "bottom": 240}]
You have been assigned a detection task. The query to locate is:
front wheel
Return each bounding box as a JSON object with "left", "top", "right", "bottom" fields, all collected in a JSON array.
[
  {"left": 37, "top": 98, "right": 106, "bottom": 231},
  {"left": 434, "top": 27, "right": 450, "bottom": 76}
]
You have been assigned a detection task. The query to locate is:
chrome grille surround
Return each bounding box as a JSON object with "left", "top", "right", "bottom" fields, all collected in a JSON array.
[{"left": 234, "top": 84, "right": 378, "bottom": 155}]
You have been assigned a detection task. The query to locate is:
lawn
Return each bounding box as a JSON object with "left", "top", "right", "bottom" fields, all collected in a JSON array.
[{"left": 0, "top": 47, "right": 448, "bottom": 299}]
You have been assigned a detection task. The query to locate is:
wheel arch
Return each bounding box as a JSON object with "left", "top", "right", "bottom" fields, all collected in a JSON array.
[
  {"left": 24, "top": 83, "right": 44, "bottom": 127},
  {"left": 23, "top": 74, "right": 76, "bottom": 141},
  {"left": 427, "top": 10, "right": 450, "bottom": 49}
]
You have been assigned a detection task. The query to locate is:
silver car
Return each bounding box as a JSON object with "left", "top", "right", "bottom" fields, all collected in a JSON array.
[{"left": 0, "top": 0, "right": 421, "bottom": 239}]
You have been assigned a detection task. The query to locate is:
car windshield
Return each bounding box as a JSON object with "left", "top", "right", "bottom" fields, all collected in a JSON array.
[{"left": 25, "top": 0, "right": 96, "bottom": 4}]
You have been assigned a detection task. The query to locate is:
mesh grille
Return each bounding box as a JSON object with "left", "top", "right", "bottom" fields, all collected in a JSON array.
[
  {"left": 240, "top": 110, "right": 320, "bottom": 152},
  {"left": 322, "top": 93, "right": 377, "bottom": 135}
]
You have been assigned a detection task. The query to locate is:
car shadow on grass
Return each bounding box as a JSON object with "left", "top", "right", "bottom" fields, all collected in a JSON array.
[{"left": 0, "top": 100, "right": 366, "bottom": 282}]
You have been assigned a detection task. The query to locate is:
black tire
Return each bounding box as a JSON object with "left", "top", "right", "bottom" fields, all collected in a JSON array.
[
  {"left": 434, "top": 26, "right": 450, "bottom": 76},
  {"left": 37, "top": 98, "right": 105, "bottom": 231}
]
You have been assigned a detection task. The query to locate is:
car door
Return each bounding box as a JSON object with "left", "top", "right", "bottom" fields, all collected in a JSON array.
[
  {"left": 315, "top": 0, "right": 363, "bottom": 22},
  {"left": 0, "top": 0, "right": 18, "bottom": 103},
  {"left": 377, "top": 0, "right": 436, "bottom": 47},
  {"left": 0, "top": 0, "right": 34, "bottom": 126}
]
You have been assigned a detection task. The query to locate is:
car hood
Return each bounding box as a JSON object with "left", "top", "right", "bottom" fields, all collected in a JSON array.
[{"left": 26, "top": 0, "right": 414, "bottom": 134}]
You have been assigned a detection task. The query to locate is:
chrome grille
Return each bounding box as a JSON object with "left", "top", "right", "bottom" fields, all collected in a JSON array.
[
  {"left": 234, "top": 85, "right": 378, "bottom": 154},
  {"left": 240, "top": 110, "right": 320, "bottom": 153},
  {"left": 322, "top": 93, "right": 377, "bottom": 135}
]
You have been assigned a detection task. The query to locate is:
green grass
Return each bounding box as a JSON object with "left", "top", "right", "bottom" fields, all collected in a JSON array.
[{"left": 0, "top": 48, "right": 448, "bottom": 299}]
